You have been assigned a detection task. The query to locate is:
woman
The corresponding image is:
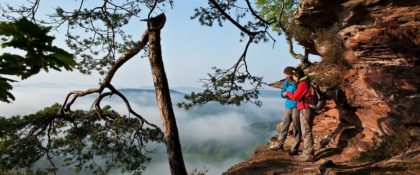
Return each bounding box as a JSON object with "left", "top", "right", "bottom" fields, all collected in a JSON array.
[
  {"left": 283, "top": 68, "right": 314, "bottom": 162},
  {"left": 270, "top": 67, "right": 301, "bottom": 156}
]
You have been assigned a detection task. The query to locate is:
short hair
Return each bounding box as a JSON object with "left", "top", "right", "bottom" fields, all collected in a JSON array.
[{"left": 283, "top": 67, "right": 294, "bottom": 75}]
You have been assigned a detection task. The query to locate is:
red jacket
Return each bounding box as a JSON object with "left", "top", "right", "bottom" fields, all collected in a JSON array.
[{"left": 286, "top": 80, "right": 311, "bottom": 109}]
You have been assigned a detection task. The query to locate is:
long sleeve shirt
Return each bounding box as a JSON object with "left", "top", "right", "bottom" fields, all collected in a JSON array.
[
  {"left": 280, "top": 79, "right": 297, "bottom": 109},
  {"left": 286, "top": 76, "right": 311, "bottom": 109}
]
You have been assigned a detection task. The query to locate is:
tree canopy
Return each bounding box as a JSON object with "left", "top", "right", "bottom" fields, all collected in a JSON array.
[
  {"left": 178, "top": 0, "right": 311, "bottom": 109},
  {"left": 0, "top": 0, "right": 312, "bottom": 174},
  {"left": 0, "top": 104, "right": 162, "bottom": 175},
  {"left": 0, "top": 0, "right": 309, "bottom": 107},
  {"left": 0, "top": 18, "right": 75, "bottom": 102}
]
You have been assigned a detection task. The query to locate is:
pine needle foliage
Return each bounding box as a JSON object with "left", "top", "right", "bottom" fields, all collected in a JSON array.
[
  {"left": 0, "top": 18, "right": 75, "bottom": 103},
  {"left": 0, "top": 104, "right": 163, "bottom": 175}
]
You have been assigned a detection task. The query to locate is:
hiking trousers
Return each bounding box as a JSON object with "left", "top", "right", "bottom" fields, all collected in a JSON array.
[
  {"left": 277, "top": 108, "right": 301, "bottom": 152},
  {"left": 300, "top": 108, "right": 314, "bottom": 157}
]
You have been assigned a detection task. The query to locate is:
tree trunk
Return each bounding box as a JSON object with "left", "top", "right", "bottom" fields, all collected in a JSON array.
[
  {"left": 285, "top": 33, "right": 311, "bottom": 69},
  {"left": 147, "top": 13, "right": 188, "bottom": 175}
]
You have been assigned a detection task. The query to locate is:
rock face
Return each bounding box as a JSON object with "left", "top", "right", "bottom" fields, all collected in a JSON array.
[
  {"left": 296, "top": 0, "right": 420, "bottom": 161},
  {"left": 224, "top": 0, "right": 419, "bottom": 174}
]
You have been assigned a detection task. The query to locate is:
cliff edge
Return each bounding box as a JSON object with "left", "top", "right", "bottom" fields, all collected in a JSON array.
[{"left": 224, "top": 0, "right": 420, "bottom": 174}]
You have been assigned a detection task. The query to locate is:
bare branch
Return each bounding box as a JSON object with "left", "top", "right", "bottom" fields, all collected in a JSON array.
[
  {"left": 275, "top": 0, "right": 310, "bottom": 67},
  {"left": 244, "top": 0, "right": 274, "bottom": 25},
  {"left": 46, "top": 123, "right": 57, "bottom": 175},
  {"left": 60, "top": 28, "right": 149, "bottom": 113},
  {"left": 147, "top": 0, "right": 159, "bottom": 25},
  {"left": 31, "top": 0, "right": 41, "bottom": 21},
  {"left": 229, "top": 35, "right": 254, "bottom": 76},
  {"left": 285, "top": 33, "right": 310, "bottom": 67},
  {"left": 61, "top": 88, "right": 101, "bottom": 113},
  {"left": 208, "top": 0, "right": 256, "bottom": 36},
  {"left": 107, "top": 84, "right": 161, "bottom": 130}
]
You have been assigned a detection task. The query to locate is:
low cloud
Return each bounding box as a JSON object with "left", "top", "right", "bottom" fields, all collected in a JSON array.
[
  {"left": 179, "top": 111, "right": 252, "bottom": 144},
  {"left": 1, "top": 87, "right": 285, "bottom": 175}
]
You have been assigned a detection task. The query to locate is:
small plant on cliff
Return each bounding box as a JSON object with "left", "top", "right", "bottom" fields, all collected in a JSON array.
[
  {"left": 354, "top": 130, "right": 411, "bottom": 163},
  {"left": 314, "top": 74, "right": 341, "bottom": 89},
  {"left": 308, "top": 62, "right": 342, "bottom": 89}
]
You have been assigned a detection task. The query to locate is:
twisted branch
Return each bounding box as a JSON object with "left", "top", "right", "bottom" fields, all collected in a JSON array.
[
  {"left": 208, "top": 0, "right": 256, "bottom": 36},
  {"left": 59, "top": 28, "right": 160, "bottom": 133},
  {"left": 276, "top": 0, "right": 310, "bottom": 67}
]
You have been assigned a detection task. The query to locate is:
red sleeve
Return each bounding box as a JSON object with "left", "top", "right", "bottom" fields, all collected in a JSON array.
[{"left": 286, "top": 81, "right": 307, "bottom": 101}]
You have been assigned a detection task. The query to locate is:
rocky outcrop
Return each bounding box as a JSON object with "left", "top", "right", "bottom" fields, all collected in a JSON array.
[
  {"left": 224, "top": 0, "right": 419, "bottom": 174},
  {"left": 298, "top": 0, "right": 420, "bottom": 161}
]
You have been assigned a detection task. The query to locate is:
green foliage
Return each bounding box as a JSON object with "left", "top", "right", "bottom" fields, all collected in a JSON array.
[
  {"left": 0, "top": 168, "right": 55, "bottom": 175},
  {"left": 256, "top": 0, "right": 295, "bottom": 33},
  {"left": 0, "top": 77, "right": 15, "bottom": 103},
  {"left": 2, "top": 1, "right": 174, "bottom": 76},
  {"left": 256, "top": 0, "right": 311, "bottom": 40},
  {"left": 354, "top": 130, "right": 411, "bottom": 163},
  {"left": 52, "top": 1, "right": 173, "bottom": 75},
  {"left": 0, "top": 18, "right": 75, "bottom": 103},
  {"left": 188, "top": 1, "right": 313, "bottom": 108},
  {"left": 191, "top": 0, "right": 271, "bottom": 43},
  {"left": 0, "top": 104, "right": 163, "bottom": 174},
  {"left": 0, "top": 18, "right": 75, "bottom": 77}
]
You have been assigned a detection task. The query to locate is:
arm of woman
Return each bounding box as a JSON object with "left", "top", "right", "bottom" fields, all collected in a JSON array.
[
  {"left": 286, "top": 81, "right": 307, "bottom": 101},
  {"left": 280, "top": 79, "right": 288, "bottom": 98}
]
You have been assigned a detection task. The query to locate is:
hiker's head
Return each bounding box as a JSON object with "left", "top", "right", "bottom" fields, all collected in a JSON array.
[
  {"left": 283, "top": 67, "right": 294, "bottom": 79},
  {"left": 292, "top": 68, "right": 304, "bottom": 81}
]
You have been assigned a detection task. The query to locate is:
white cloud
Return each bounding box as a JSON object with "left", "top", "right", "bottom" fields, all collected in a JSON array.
[
  {"left": 179, "top": 111, "right": 252, "bottom": 143},
  {"left": 0, "top": 87, "right": 286, "bottom": 175}
]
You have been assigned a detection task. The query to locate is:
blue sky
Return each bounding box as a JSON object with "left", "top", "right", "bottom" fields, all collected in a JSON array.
[
  {"left": 1, "top": 0, "right": 315, "bottom": 89},
  {"left": 0, "top": 1, "right": 317, "bottom": 174},
  {"left": 0, "top": 0, "right": 319, "bottom": 115}
]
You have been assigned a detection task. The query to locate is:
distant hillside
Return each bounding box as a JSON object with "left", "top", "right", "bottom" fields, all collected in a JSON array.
[
  {"left": 259, "top": 90, "right": 280, "bottom": 99},
  {"left": 118, "top": 88, "right": 279, "bottom": 99},
  {"left": 119, "top": 88, "right": 184, "bottom": 95}
]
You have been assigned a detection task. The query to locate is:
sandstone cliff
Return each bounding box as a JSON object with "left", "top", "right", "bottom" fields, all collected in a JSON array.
[{"left": 224, "top": 0, "right": 419, "bottom": 174}]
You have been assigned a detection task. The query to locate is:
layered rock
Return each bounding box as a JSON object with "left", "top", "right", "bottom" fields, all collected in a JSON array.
[
  {"left": 296, "top": 0, "right": 420, "bottom": 161},
  {"left": 224, "top": 0, "right": 419, "bottom": 174}
]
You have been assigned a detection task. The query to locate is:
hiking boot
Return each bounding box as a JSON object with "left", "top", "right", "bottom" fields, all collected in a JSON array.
[{"left": 288, "top": 150, "right": 299, "bottom": 156}]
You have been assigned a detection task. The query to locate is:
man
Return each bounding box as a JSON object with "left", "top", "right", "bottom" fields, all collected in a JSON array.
[
  {"left": 270, "top": 67, "right": 301, "bottom": 156},
  {"left": 283, "top": 68, "right": 314, "bottom": 162}
]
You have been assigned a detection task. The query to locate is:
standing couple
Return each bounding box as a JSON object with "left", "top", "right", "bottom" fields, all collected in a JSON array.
[{"left": 270, "top": 67, "right": 314, "bottom": 162}]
